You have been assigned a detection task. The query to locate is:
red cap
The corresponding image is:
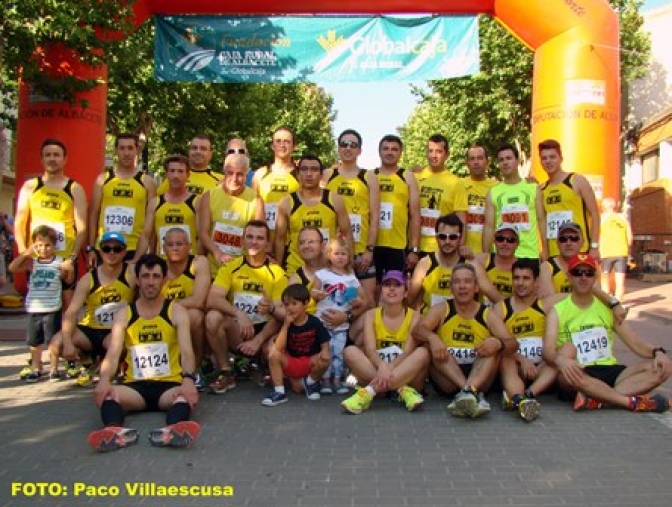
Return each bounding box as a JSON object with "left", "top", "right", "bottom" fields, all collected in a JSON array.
[{"left": 567, "top": 254, "right": 598, "bottom": 271}]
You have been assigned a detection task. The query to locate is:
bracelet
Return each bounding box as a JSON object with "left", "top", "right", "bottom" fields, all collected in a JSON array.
[{"left": 652, "top": 347, "right": 667, "bottom": 359}]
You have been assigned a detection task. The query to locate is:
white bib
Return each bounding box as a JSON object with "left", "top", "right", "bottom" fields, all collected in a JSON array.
[
  {"left": 265, "top": 203, "right": 279, "bottom": 231},
  {"left": 233, "top": 292, "right": 265, "bottom": 325},
  {"left": 377, "top": 344, "right": 403, "bottom": 363},
  {"left": 467, "top": 204, "right": 485, "bottom": 233},
  {"left": 571, "top": 326, "right": 611, "bottom": 365},
  {"left": 93, "top": 302, "right": 126, "bottom": 328},
  {"left": 212, "top": 222, "right": 244, "bottom": 256},
  {"left": 448, "top": 347, "right": 477, "bottom": 365},
  {"left": 500, "top": 203, "right": 531, "bottom": 231},
  {"left": 420, "top": 207, "right": 441, "bottom": 237},
  {"left": 104, "top": 205, "right": 135, "bottom": 234},
  {"left": 517, "top": 337, "right": 543, "bottom": 365},
  {"left": 348, "top": 213, "right": 362, "bottom": 243},
  {"left": 130, "top": 342, "right": 170, "bottom": 379},
  {"left": 379, "top": 202, "right": 393, "bottom": 230},
  {"left": 546, "top": 210, "right": 574, "bottom": 239}
]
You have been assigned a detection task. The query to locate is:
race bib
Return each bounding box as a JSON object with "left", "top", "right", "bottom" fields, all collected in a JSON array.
[
  {"left": 448, "top": 347, "right": 477, "bottom": 365},
  {"left": 431, "top": 293, "right": 450, "bottom": 307},
  {"left": 467, "top": 204, "right": 485, "bottom": 232},
  {"left": 233, "top": 292, "right": 265, "bottom": 325},
  {"left": 501, "top": 204, "right": 531, "bottom": 231},
  {"left": 546, "top": 210, "right": 574, "bottom": 239},
  {"left": 571, "top": 326, "right": 611, "bottom": 365},
  {"left": 212, "top": 222, "right": 244, "bottom": 256},
  {"left": 420, "top": 208, "right": 441, "bottom": 237},
  {"left": 517, "top": 337, "right": 543, "bottom": 365},
  {"left": 265, "top": 203, "right": 279, "bottom": 230},
  {"left": 130, "top": 342, "right": 170, "bottom": 379},
  {"left": 33, "top": 221, "right": 65, "bottom": 251},
  {"left": 348, "top": 213, "right": 362, "bottom": 243},
  {"left": 94, "top": 302, "right": 126, "bottom": 328},
  {"left": 104, "top": 205, "right": 135, "bottom": 234},
  {"left": 378, "top": 344, "right": 403, "bottom": 363},
  {"left": 379, "top": 202, "right": 393, "bottom": 230},
  {"left": 158, "top": 225, "right": 190, "bottom": 255}
]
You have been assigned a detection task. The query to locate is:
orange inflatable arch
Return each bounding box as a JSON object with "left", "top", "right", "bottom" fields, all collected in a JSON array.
[{"left": 15, "top": 0, "right": 619, "bottom": 200}]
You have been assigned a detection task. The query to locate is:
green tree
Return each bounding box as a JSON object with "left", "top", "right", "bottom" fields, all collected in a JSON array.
[{"left": 400, "top": 0, "right": 650, "bottom": 175}]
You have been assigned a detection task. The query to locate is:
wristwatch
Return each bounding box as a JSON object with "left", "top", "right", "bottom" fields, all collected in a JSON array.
[
  {"left": 409, "top": 247, "right": 419, "bottom": 254},
  {"left": 181, "top": 371, "right": 198, "bottom": 381},
  {"left": 652, "top": 347, "right": 667, "bottom": 359},
  {"left": 366, "top": 244, "right": 375, "bottom": 252},
  {"left": 608, "top": 296, "right": 620, "bottom": 309},
  {"left": 590, "top": 242, "right": 599, "bottom": 249}
]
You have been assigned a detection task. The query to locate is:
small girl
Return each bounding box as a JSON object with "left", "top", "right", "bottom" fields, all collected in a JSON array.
[{"left": 312, "top": 237, "right": 363, "bottom": 395}]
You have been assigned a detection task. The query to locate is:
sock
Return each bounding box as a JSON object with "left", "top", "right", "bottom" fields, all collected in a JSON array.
[
  {"left": 101, "top": 399, "right": 125, "bottom": 427},
  {"left": 365, "top": 385, "right": 376, "bottom": 396},
  {"left": 305, "top": 376, "right": 316, "bottom": 386},
  {"left": 274, "top": 386, "right": 285, "bottom": 394},
  {"left": 166, "top": 401, "right": 191, "bottom": 425}
]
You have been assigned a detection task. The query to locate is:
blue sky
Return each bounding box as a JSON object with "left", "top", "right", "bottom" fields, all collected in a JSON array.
[{"left": 323, "top": 0, "right": 671, "bottom": 168}]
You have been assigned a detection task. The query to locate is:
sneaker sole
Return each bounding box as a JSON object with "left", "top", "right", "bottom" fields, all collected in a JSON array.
[
  {"left": 261, "top": 397, "right": 288, "bottom": 407},
  {"left": 88, "top": 428, "right": 139, "bottom": 453},
  {"left": 450, "top": 397, "right": 477, "bottom": 418},
  {"left": 405, "top": 399, "right": 424, "bottom": 412},
  {"left": 149, "top": 421, "right": 200, "bottom": 448},
  {"left": 519, "top": 401, "right": 541, "bottom": 422}
]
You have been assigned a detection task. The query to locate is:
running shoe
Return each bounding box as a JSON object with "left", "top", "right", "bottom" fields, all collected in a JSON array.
[
  {"left": 148, "top": 421, "right": 201, "bottom": 448},
  {"left": 88, "top": 426, "right": 139, "bottom": 453},
  {"left": 471, "top": 393, "right": 492, "bottom": 418},
  {"left": 65, "top": 362, "right": 80, "bottom": 379},
  {"left": 194, "top": 372, "right": 207, "bottom": 392},
  {"left": 48, "top": 371, "right": 62, "bottom": 383},
  {"left": 448, "top": 389, "right": 478, "bottom": 418},
  {"left": 76, "top": 364, "right": 96, "bottom": 387},
  {"left": 632, "top": 394, "right": 669, "bottom": 413},
  {"left": 208, "top": 370, "right": 236, "bottom": 394},
  {"left": 232, "top": 356, "right": 251, "bottom": 380},
  {"left": 573, "top": 392, "right": 603, "bottom": 411},
  {"left": 333, "top": 382, "right": 350, "bottom": 395},
  {"left": 320, "top": 383, "right": 334, "bottom": 395},
  {"left": 501, "top": 391, "right": 514, "bottom": 411},
  {"left": 261, "top": 390, "right": 288, "bottom": 407},
  {"left": 19, "top": 360, "right": 33, "bottom": 380},
  {"left": 518, "top": 397, "right": 541, "bottom": 422},
  {"left": 302, "top": 377, "right": 322, "bottom": 401},
  {"left": 24, "top": 370, "right": 42, "bottom": 383},
  {"left": 341, "top": 387, "right": 374, "bottom": 414},
  {"left": 398, "top": 386, "right": 424, "bottom": 412}
]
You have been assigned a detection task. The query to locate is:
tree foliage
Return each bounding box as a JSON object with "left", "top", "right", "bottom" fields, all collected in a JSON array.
[{"left": 399, "top": 0, "right": 651, "bottom": 175}]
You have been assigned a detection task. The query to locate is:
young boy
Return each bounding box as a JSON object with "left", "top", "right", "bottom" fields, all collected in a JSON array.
[
  {"left": 9, "top": 225, "right": 74, "bottom": 382},
  {"left": 262, "top": 284, "right": 330, "bottom": 406}
]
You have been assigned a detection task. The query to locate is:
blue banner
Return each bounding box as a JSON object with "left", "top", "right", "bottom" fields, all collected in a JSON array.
[{"left": 154, "top": 15, "right": 479, "bottom": 83}]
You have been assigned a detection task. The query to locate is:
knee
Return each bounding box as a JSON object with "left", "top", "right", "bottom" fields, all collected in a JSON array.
[
  {"left": 204, "top": 310, "right": 222, "bottom": 334},
  {"left": 268, "top": 347, "right": 282, "bottom": 364},
  {"left": 189, "top": 309, "right": 204, "bottom": 328}
]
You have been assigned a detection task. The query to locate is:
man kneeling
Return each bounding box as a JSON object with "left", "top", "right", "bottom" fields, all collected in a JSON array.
[{"left": 88, "top": 254, "right": 200, "bottom": 452}]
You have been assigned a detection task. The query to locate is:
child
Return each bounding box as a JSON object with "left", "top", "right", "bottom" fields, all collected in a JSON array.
[
  {"left": 9, "top": 225, "right": 74, "bottom": 382},
  {"left": 312, "top": 237, "right": 364, "bottom": 395},
  {"left": 261, "top": 284, "right": 330, "bottom": 406}
]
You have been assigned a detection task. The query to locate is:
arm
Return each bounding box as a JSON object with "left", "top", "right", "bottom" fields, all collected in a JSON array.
[
  {"left": 332, "top": 193, "right": 354, "bottom": 252},
  {"left": 14, "top": 181, "right": 35, "bottom": 253},
  {"left": 536, "top": 261, "right": 556, "bottom": 298},
  {"left": 535, "top": 186, "right": 547, "bottom": 261},
  {"left": 142, "top": 174, "right": 157, "bottom": 206},
  {"left": 482, "top": 190, "right": 495, "bottom": 254},
  {"left": 406, "top": 171, "right": 421, "bottom": 250},
  {"left": 274, "top": 196, "right": 290, "bottom": 263},
  {"left": 406, "top": 256, "right": 429, "bottom": 309},
  {"left": 616, "top": 320, "right": 672, "bottom": 376},
  {"left": 542, "top": 305, "right": 583, "bottom": 386},
  {"left": 273, "top": 318, "right": 291, "bottom": 353},
  {"left": 411, "top": 302, "right": 449, "bottom": 362},
  {"left": 61, "top": 274, "right": 92, "bottom": 359},
  {"left": 254, "top": 196, "right": 265, "bottom": 221},
  {"left": 366, "top": 170, "right": 380, "bottom": 251},
  {"left": 93, "top": 307, "right": 127, "bottom": 406},
  {"left": 132, "top": 196, "right": 157, "bottom": 261},
  {"left": 472, "top": 261, "right": 503, "bottom": 304},
  {"left": 176, "top": 256, "right": 210, "bottom": 310},
  {"left": 480, "top": 309, "right": 518, "bottom": 356},
  {"left": 172, "top": 302, "right": 199, "bottom": 407},
  {"left": 575, "top": 175, "right": 600, "bottom": 257},
  {"left": 87, "top": 174, "right": 104, "bottom": 256},
  {"left": 197, "top": 191, "right": 218, "bottom": 258},
  {"left": 8, "top": 246, "right": 34, "bottom": 274}
]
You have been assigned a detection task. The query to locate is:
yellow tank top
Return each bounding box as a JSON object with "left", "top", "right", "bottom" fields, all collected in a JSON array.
[
  {"left": 485, "top": 253, "right": 513, "bottom": 298},
  {"left": 124, "top": 300, "right": 183, "bottom": 383},
  {"left": 28, "top": 177, "right": 76, "bottom": 257},
  {"left": 421, "top": 253, "right": 466, "bottom": 314},
  {"left": 490, "top": 181, "right": 540, "bottom": 258},
  {"left": 416, "top": 168, "right": 460, "bottom": 253},
  {"left": 375, "top": 168, "right": 409, "bottom": 249},
  {"left": 436, "top": 300, "right": 491, "bottom": 350},
  {"left": 326, "top": 169, "right": 370, "bottom": 255},
  {"left": 542, "top": 173, "right": 591, "bottom": 257},
  {"left": 554, "top": 296, "right": 617, "bottom": 366},
  {"left": 161, "top": 255, "right": 196, "bottom": 301},
  {"left": 258, "top": 167, "right": 300, "bottom": 232},
  {"left": 499, "top": 297, "right": 546, "bottom": 339},
  {"left": 374, "top": 307, "right": 415, "bottom": 349},
  {"left": 600, "top": 213, "right": 629, "bottom": 258},
  {"left": 157, "top": 169, "right": 222, "bottom": 196},
  {"left": 454, "top": 178, "right": 499, "bottom": 253},
  {"left": 79, "top": 265, "right": 135, "bottom": 329},
  {"left": 285, "top": 190, "right": 337, "bottom": 274},
  {"left": 154, "top": 194, "right": 198, "bottom": 256},
  {"left": 213, "top": 257, "right": 288, "bottom": 325},
  {"left": 208, "top": 185, "right": 258, "bottom": 276},
  {"left": 548, "top": 257, "right": 571, "bottom": 293},
  {"left": 98, "top": 170, "right": 147, "bottom": 251},
  {"left": 295, "top": 266, "right": 317, "bottom": 315}
]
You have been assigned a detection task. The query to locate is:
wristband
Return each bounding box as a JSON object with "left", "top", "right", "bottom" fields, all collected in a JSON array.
[
  {"left": 181, "top": 371, "right": 197, "bottom": 381},
  {"left": 652, "top": 347, "right": 667, "bottom": 359}
]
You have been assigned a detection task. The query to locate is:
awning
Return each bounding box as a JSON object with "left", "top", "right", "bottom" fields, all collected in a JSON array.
[{"left": 638, "top": 113, "right": 672, "bottom": 154}]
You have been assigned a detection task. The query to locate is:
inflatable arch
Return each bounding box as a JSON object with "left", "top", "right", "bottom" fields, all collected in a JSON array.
[{"left": 16, "top": 0, "right": 619, "bottom": 201}]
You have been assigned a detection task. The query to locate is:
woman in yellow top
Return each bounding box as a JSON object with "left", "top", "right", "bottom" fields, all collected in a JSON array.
[{"left": 340, "top": 270, "right": 430, "bottom": 414}]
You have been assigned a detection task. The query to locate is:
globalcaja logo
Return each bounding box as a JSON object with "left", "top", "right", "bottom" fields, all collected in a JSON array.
[
  {"left": 316, "top": 30, "right": 346, "bottom": 52},
  {"left": 175, "top": 49, "right": 216, "bottom": 72}
]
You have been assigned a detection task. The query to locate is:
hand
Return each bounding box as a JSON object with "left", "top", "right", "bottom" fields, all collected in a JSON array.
[
  {"left": 371, "top": 363, "right": 394, "bottom": 392},
  {"left": 257, "top": 287, "right": 272, "bottom": 316},
  {"left": 62, "top": 342, "right": 79, "bottom": 361},
  {"left": 284, "top": 311, "right": 295, "bottom": 326},
  {"left": 238, "top": 337, "right": 262, "bottom": 356},
  {"left": 458, "top": 245, "right": 474, "bottom": 260},
  {"left": 174, "top": 381, "right": 199, "bottom": 408},
  {"left": 322, "top": 308, "right": 347, "bottom": 328},
  {"left": 350, "top": 298, "right": 366, "bottom": 313},
  {"left": 430, "top": 336, "right": 448, "bottom": 362},
  {"left": 405, "top": 252, "right": 419, "bottom": 272},
  {"left": 355, "top": 251, "right": 373, "bottom": 274},
  {"left": 653, "top": 353, "right": 672, "bottom": 378},
  {"left": 518, "top": 356, "right": 539, "bottom": 381},
  {"left": 612, "top": 304, "right": 628, "bottom": 325},
  {"left": 476, "top": 337, "right": 503, "bottom": 358},
  {"left": 94, "top": 381, "right": 117, "bottom": 408},
  {"left": 310, "top": 277, "right": 326, "bottom": 301},
  {"left": 588, "top": 247, "right": 600, "bottom": 262},
  {"left": 216, "top": 251, "right": 233, "bottom": 265},
  {"left": 557, "top": 356, "right": 584, "bottom": 387},
  {"left": 319, "top": 349, "right": 331, "bottom": 364},
  {"left": 86, "top": 250, "right": 98, "bottom": 269},
  {"left": 235, "top": 310, "right": 255, "bottom": 340}
]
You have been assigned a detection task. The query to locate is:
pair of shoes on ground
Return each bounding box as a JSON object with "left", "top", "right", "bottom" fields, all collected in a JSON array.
[
  {"left": 88, "top": 421, "right": 201, "bottom": 452},
  {"left": 502, "top": 391, "right": 541, "bottom": 422},
  {"left": 573, "top": 391, "right": 669, "bottom": 413},
  {"left": 261, "top": 376, "right": 324, "bottom": 406},
  {"left": 320, "top": 381, "right": 349, "bottom": 396},
  {"left": 448, "top": 388, "right": 491, "bottom": 419},
  {"left": 208, "top": 370, "right": 236, "bottom": 394},
  {"left": 341, "top": 386, "right": 424, "bottom": 414}
]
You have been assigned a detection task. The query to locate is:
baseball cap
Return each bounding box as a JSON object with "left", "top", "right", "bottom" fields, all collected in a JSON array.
[
  {"left": 100, "top": 231, "right": 127, "bottom": 246},
  {"left": 495, "top": 223, "right": 519, "bottom": 236},
  {"left": 381, "top": 270, "right": 406, "bottom": 285},
  {"left": 558, "top": 222, "right": 582, "bottom": 235},
  {"left": 567, "top": 254, "right": 598, "bottom": 271}
]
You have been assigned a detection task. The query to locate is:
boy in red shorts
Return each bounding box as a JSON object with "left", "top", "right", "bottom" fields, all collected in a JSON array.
[{"left": 262, "top": 284, "right": 330, "bottom": 406}]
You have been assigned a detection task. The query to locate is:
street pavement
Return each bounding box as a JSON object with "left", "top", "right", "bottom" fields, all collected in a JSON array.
[{"left": 0, "top": 279, "right": 671, "bottom": 507}]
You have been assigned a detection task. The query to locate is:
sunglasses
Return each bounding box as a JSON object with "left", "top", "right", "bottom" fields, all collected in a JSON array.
[
  {"left": 569, "top": 268, "right": 596, "bottom": 278},
  {"left": 558, "top": 235, "right": 581, "bottom": 243},
  {"left": 100, "top": 244, "right": 125, "bottom": 254},
  {"left": 495, "top": 235, "right": 517, "bottom": 244},
  {"left": 436, "top": 233, "right": 461, "bottom": 241},
  {"left": 338, "top": 140, "right": 360, "bottom": 149},
  {"left": 227, "top": 148, "right": 246, "bottom": 155}
]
